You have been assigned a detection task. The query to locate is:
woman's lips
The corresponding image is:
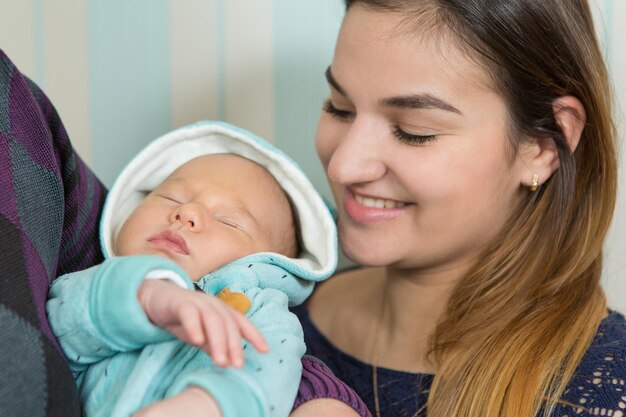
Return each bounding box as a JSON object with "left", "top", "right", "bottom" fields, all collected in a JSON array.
[
  {"left": 343, "top": 188, "right": 411, "bottom": 223},
  {"left": 148, "top": 231, "right": 189, "bottom": 255}
]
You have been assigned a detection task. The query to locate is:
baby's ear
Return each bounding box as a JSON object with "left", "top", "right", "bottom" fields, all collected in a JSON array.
[{"left": 518, "top": 95, "right": 586, "bottom": 188}]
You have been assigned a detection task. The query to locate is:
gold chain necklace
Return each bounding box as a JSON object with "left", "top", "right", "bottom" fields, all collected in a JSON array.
[
  {"left": 370, "top": 282, "right": 386, "bottom": 417},
  {"left": 370, "top": 280, "right": 427, "bottom": 417}
]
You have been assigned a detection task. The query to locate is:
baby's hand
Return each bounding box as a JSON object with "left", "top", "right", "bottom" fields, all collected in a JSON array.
[
  {"left": 132, "top": 387, "right": 222, "bottom": 417},
  {"left": 138, "top": 279, "right": 268, "bottom": 367}
]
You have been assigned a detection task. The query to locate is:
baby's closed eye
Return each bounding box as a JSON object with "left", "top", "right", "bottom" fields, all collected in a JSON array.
[
  {"left": 216, "top": 217, "right": 245, "bottom": 230},
  {"left": 157, "top": 194, "right": 182, "bottom": 203}
]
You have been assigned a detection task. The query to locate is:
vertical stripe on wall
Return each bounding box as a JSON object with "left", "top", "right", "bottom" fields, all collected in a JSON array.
[
  {"left": 88, "top": 0, "right": 171, "bottom": 188},
  {"left": 170, "top": 0, "right": 221, "bottom": 129},
  {"left": 273, "top": 0, "right": 343, "bottom": 201},
  {"left": 223, "top": 0, "right": 274, "bottom": 141},
  {"left": 216, "top": 0, "right": 227, "bottom": 122},
  {"left": 33, "top": 0, "right": 44, "bottom": 87},
  {"left": 608, "top": 0, "right": 625, "bottom": 112},
  {"left": 589, "top": 0, "right": 615, "bottom": 68},
  {"left": 0, "top": 0, "right": 37, "bottom": 80},
  {"left": 41, "top": 0, "right": 92, "bottom": 163},
  {"left": 602, "top": 0, "right": 626, "bottom": 308},
  {"left": 602, "top": 0, "right": 614, "bottom": 68}
]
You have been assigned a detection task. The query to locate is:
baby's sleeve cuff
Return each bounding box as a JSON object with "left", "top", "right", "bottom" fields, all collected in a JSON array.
[
  {"left": 168, "top": 370, "right": 265, "bottom": 417},
  {"left": 144, "top": 269, "right": 189, "bottom": 288}
]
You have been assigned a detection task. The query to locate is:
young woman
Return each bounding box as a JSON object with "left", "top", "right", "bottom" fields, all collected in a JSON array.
[{"left": 292, "top": 1, "right": 625, "bottom": 416}]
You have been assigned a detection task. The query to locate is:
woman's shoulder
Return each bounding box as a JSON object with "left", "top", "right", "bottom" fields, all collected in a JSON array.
[
  {"left": 579, "top": 310, "right": 626, "bottom": 370},
  {"left": 557, "top": 310, "right": 626, "bottom": 416}
]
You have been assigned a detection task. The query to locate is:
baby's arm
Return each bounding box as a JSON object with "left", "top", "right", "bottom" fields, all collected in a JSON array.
[
  {"left": 127, "top": 282, "right": 303, "bottom": 417},
  {"left": 47, "top": 255, "right": 193, "bottom": 374},
  {"left": 157, "top": 281, "right": 305, "bottom": 417}
]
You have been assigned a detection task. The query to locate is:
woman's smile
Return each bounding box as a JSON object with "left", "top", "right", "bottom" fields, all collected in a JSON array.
[{"left": 343, "top": 188, "right": 412, "bottom": 223}]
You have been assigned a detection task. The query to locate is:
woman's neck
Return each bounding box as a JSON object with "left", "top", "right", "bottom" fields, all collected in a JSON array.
[
  {"left": 375, "top": 266, "right": 462, "bottom": 373},
  {"left": 309, "top": 262, "right": 468, "bottom": 374}
]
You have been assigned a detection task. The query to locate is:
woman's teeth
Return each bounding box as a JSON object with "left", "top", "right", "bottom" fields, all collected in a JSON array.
[{"left": 354, "top": 194, "right": 406, "bottom": 209}]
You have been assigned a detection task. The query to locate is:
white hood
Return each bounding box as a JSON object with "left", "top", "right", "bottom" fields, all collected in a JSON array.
[{"left": 100, "top": 121, "right": 337, "bottom": 282}]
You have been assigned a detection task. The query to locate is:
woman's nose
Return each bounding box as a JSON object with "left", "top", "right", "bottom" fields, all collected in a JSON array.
[
  {"left": 171, "top": 203, "right": 204, "bottom": 231},
  {"left": 326, "top": 119, "right": 387, "bottom": 185}
]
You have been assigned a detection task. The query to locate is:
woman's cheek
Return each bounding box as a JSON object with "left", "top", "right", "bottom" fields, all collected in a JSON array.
[{"left": 315, "top": 117, "right": 341, "bottom": 169}]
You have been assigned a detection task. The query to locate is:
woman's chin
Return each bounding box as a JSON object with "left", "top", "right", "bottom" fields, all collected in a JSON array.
[{"left": 340, "top": 241, "right": 396, "bottom": 267}]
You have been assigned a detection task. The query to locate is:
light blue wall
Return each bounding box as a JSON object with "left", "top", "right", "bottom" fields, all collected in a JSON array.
[
  {"left": 89, "top": 0, "right": 172, "bottom": 187},
  {"left": 81, "top": 0, "right": 344, "bottom": 197},
  {"left": 273, "top": 0, "right": 343, "bottom": 201}
]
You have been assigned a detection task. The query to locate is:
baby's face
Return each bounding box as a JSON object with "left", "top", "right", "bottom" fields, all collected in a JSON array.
[{"left": 115, "top": 154, "right": 295, "bottom": 280}]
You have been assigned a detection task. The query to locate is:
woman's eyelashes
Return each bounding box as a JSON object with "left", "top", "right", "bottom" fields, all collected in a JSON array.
[
  {"left": 323, "top": 99, "right": 438, "bottom": 145},
  {"left": 323, "top": 99, "right": 354, "bottom": 120},
  {"left": 392, "top": 127, "right": 437, "bottom": 145}
]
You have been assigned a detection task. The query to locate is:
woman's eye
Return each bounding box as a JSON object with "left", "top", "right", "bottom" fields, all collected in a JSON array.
[
  {"left": 323, "top": 99, "right": 355, "bottom": 121},
  {"left": 392, "top": 126, "right": 437, "bottom": 145}
]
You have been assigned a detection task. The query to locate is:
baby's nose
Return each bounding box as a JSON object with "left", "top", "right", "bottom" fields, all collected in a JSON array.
[{"left": 173, "top": 203, "right": 204, "bottom": 230}]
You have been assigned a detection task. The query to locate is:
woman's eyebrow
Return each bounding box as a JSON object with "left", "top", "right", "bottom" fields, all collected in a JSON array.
[
  {"left": 326, "top": 66, "right": 461, "bottom": 115},
  {"left": 380, "top": 94, "right": 463, "bottom": 115},
  {"left": 325, "top": 67, "right": 347, "bottom": 96}
]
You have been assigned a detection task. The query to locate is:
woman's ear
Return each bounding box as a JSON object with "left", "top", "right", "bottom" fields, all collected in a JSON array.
[
  {"left": 518, "top": 95, "right": 586, "bottom": 188},
  {"left": 553, "top": 95, "right": 586, "bottom": 155}
]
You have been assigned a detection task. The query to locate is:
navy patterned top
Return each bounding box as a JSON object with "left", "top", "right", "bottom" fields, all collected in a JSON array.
[{"left": 293, "top": 303, "right": 626, "bottom": 417}]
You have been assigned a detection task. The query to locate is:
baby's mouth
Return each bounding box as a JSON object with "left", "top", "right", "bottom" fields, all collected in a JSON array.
[{"left": 148, "top": 231, "right": 189, "bottom": 255}]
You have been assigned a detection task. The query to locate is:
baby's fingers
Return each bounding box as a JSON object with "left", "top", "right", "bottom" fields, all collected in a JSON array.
[
  {"left": 223, "top": 312, "right": 245, "bottom": 368},
  {"left": 201, "top": 308, "right": 229, "bottom": 367},
  {"left": 233, "top": 311, "right": 269, "bottom": 354},
  {"left": 178, "top": 305, "right": 206, "bottom": 346}
]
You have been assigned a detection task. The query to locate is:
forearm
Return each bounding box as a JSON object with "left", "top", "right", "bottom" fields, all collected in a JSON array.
[
  {"left": 0, "top": 49, "right": 106, "bottom": 417},
  {"left": 47, "top": 256, "right": 192, "bottom": 370},
  {"left": 290, "top": 399, "right": 361, "bottom": 417},
  {"left": 132, "top": 387, "right": 223, "bottom": 417}
]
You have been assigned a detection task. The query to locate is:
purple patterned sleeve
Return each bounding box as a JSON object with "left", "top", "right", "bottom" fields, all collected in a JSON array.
[
  {"left": 0, "top": 49, "right": 106, "bottom": 417},
  {"left": 293, "top": 355, "right": 373, "bottom": 417}
]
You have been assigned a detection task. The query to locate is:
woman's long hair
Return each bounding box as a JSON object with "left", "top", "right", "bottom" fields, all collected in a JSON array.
[{"left": 343, "top": 1, "right": 617, "bottom": 416}]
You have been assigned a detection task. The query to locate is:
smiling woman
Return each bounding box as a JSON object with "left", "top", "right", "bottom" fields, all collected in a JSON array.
[
  {"left": 292, "top": 1, "right": 625, "bottom": 417},
  {"left": 317, "top": 6, "right": 524, "bottom": 270}
]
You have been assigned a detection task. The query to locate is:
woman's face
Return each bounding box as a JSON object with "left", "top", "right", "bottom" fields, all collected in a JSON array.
[{"left": 316, "top": 6, "right": 529, "bottom": 274}]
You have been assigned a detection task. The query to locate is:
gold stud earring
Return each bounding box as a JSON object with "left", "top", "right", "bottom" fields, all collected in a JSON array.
[{"left": 530, "top": 174, "right": 539, "bottom": 192}]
